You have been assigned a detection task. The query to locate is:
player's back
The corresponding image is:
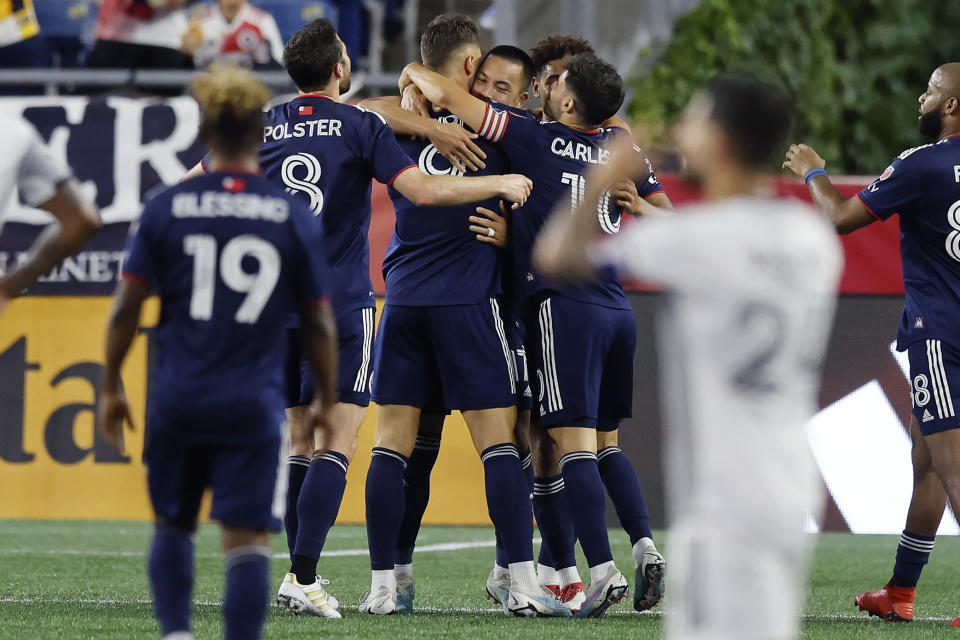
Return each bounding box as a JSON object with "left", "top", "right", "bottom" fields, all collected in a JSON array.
[
  {"left": 127, "top": 171, "right": 325, "bottom": 440},
  {"left": 382, "top": 110, "right": 508, "bottom": 305},
  {"left": 258, "top": 96, "right": 414, "bottom": 315}
]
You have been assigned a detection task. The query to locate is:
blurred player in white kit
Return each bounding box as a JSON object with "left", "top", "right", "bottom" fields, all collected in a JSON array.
[{"left": 534, "top": 76, "right": 843, "bottom": 639}]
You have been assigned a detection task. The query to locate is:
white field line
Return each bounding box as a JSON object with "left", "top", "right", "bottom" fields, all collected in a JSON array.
[
  {"left": 0, "top": 597, "right": 954, "bottom": 623},
  {"left": 0, "top": 537, "right": 541, "bottom": 560}
]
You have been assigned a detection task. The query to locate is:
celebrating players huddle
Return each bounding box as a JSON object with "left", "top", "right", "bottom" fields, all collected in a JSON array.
[{"left": 74, "top": 8, "right": 960, "bottom": 640}]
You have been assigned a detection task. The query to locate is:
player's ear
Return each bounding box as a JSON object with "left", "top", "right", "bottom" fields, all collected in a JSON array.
[
  {"left": 334, "top": 61, "right": 344, "bottom": 80},
  {"left": 946, "top": 96, "right": 959, "bottom": 115},
  {"left": 464, "top": 55, "right": 476, "bottom": 79},
  {"left": 517, "top": 91, "right": 529, "bottom": 107}
]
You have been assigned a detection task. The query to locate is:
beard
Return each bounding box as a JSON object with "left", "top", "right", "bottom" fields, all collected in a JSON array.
[
  {"left": 339, "top": 71, "right": 351, "bottom": 94},
  {"left": 918, "top": 108, "right": 942, "bottom": 140}
]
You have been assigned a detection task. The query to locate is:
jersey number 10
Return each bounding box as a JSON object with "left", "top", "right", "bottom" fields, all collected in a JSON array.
[
  {"left": 183, "top": 234, "right": 281, "bottom": 324},
  {"left": 560, "top": 171, "right": 619, "bottom": 234}
]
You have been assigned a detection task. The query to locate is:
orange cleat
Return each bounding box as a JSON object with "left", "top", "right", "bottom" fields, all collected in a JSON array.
[
  {"left": 559, "top": 582, "right": 586, "bottom": 613},
  {"left": 543, "top": 584, "right": 561, "bottom": 598},
  {"left": 855, "top": 583, "right": 915, "bottom": 622}
]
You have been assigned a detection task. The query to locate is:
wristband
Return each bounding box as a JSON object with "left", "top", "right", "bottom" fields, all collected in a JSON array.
[{"left": 804, "top": 168, "right": 827, "bottom": 185}]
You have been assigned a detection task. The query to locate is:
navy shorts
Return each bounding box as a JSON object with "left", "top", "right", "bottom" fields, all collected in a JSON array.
[
  {"left": 145, "top": 429, "right": 285, "bottom": 532},
  {"left": 290, "top": 306, "right": 376, "bottom": 407},
  {"left": 505, "top": 316, "right": 533, "bottom": 412},
  {"left": 908, "top": 338, "right": 960, "bottom": 435},
  {"left": 371, "top": 299, "right": 516, "bottom": 411},
  {"left": 525, "top": 294, "right": 635, "bottom": 430}
]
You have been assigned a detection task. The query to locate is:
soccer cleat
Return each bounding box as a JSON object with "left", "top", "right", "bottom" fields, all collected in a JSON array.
[
  {"left": 855, "top": 583, "right": 915, "bottom": 622},
  {"left": 559, "top": 581, "right": 585, "bottom": 613},
  {"left": 505, "top": 585, "right": 574, "bottom": 618},
  {"left": 359, "top": 585, "right": 397, "bottom": 615},
  {"left": 543, "top": 583, "right": 561, "bottom": 598},
  {"left": 575, "top": 566, "right": 629, "bottom": 619},
  {"left": 485, "top": 569, "right": 511, "bottom": 605},
  {"left": 276, "top": 573, "right": 342, "bottom": 618},
  {"left": 634, "top": 547, "right": 666, "bottom": 611},
  {"left": 396, "top": 575, "right": 415, "bottom": 614}
]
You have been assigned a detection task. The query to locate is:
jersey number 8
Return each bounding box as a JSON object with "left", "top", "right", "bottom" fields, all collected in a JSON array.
[
  {"left": 184, "top": 234, "right": 281, "bottom": 324},
  {"left": 282, "top": 152, "right": 325, "bottom": 215}
]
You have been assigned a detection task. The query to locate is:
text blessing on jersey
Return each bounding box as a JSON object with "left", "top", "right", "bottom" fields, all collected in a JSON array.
[
  {"left": 477, "top": 102, "right": 661, "bottom": 310},
  {"left": 858, "top": 136, "right": 960, "bottom": 350},
  {"left": 122, "top": 172, "right": 328, "bottom": 442},
  {"left": 382, "top": 109, "right": 509, "bottom": 306}
]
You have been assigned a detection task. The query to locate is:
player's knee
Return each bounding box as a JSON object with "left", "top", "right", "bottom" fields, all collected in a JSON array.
[
  {"left": 222, "top": 526, "right": 270, "bottom": 551},
  {"left": 155, "top": 516, "right": 197, "bottom": 534}
]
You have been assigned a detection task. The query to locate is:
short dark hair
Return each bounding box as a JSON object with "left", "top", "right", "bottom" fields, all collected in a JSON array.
[
  {"left": 481, "top": 45, "right": 536, "bottom": 89},
  {"left": 529, "top": 34, "right": 594, "bottom": 73},
  {"left": 420, "top": 14, "right": 479, "bottom": 69},
  {"left": 563, "top": 53, "right": 624, "bottom": 126},
  {"left": 282, "top": 18, "right": 342, "bottom": 92},
  {"left": 704, "top": 76, "right": 793, "bottom": 169}
]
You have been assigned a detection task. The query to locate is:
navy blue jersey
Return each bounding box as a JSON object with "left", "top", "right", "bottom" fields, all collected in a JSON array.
[
  {"left": 477, "top": 102, "right": 633, "bottom": 310},
  {"left": 122, "top": 171, "right": 329, "bottom": 442},
  {"left": 204, "top": 94, "right": 416, "bottom": 315},
  {"left": 858, "top": 136, "right": 960, "bottom": 350},
  {"left": 381, "top": 110, "right": 508, "bottom": 305}
]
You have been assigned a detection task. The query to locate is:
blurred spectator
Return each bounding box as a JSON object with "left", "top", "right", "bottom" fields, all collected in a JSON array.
[
  {"left": 182, "top": 0, "right": 283, "bottom": 70},
  {"left": 34, "top": 0, "right": 99, "bottom": 68},
  {"left": 86, "top": 0, "right": 192, "bottom": 73},
  {"left": 0, "top": 0, "right": 46, "bottom": 69}
]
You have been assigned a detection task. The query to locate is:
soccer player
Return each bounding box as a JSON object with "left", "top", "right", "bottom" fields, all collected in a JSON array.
[
  {"left": 361, "top": 35, "right": 541, "bottom": 613},
  {"left": 536, "top": 76, "right": 842, "bottom": 640},
  {"left": 783, "top": 62, "right": 960, "bottom": 624},
  {"left": 98, "top": 65, "right": 339, "bottom": 639},
  {"left": 356, "top": 16, "right": 566, "bottom": 618},
  {"left": 400, "top": 51, "right": 657, "bottom": 618},
  {"left": 0, "top": 117, "right": 100, "bottom": 313},
  {"left": 184, "top": 18, "right": 532, "bottom": 616}
]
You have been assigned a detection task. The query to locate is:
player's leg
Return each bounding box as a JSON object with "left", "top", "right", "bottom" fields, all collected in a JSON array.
[
  {"left": 856, "top": 340, "right": 954, "bottom": 622},
  {"left": 596, "top": 310, "right": 665, "bottom": 611},
  {"left": 529, "top": 294, "right": 627, "bottom": 618},
  {"left": 283, "top": 306, "right": 375, "bottom": 611},
  {"left": 394, "top": 409, "right": 446, "bottom": 613},
  {"left": 363, "top": 304, "right": 434, "bottom": 614},
  {"left": 283, "top": 328, "right": 311, "bottom": 559},
  {"left": 221, "top": 528, "right": 274, "bottom": 638},
  {"left": 144, "top": 434, "right": 210, "bottom": 638},
  {"left": 439, "top": 299, "right": 569, "bottom": 618}
]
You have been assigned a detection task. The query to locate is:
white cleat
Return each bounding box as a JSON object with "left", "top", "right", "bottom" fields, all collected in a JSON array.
[
  {"left": 359, "top": 585, "right": 397, "bottom": 615},
  {"left": 505, "top": 585, "right": 573, "bottom": 618},
  {"left": 634, "top": 547, "right": 666, "bottom": 612},
  {"left": 575, "top": 566, "right": 628, "bottom": 619},
  {"left": 315, "top": 575, "right": 340, "bottom": 610},
  {"left": 485, "top": 569, "right": 511, "bottom": 605},
  {"left": 276, "top": 573, "right": 342, "bottom": 618}
]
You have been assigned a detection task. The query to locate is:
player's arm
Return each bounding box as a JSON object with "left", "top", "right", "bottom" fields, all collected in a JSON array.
[
  {"left": 99, "top": 276, "right": 149, "bottom": 455},
  {"left": 0, "top": 180, "right": 100, "bottom": 307},
  {"left": 399, "top": 62, "right": 488, "bottom": 133},
  {"left": 535, "top": 138, "right": 642, "bottom": 280},
  {"left": 390, "top": 167, "right": 532, "bottom": 209},
  {"left": 783, "top": 143, "right": 875, "bottom": 234},
  {"left": 299, "top": 299, "right": 338, "bottom": 413},
  {"left": 613, "top": 180, "right": 674, "bottom": 217},
  {"left": 469, "top": 202, "right": 509, "bottom": 248},
  {"left": 359, "top": 95, "right": 487, "bottom": 172},
  {"left": 182, "top": 160, "right": 207, "bottom": 182}
]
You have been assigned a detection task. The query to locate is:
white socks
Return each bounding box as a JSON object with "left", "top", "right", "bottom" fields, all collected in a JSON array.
[
  {"left": 492, "top": 563, "right": 510, "bottom": 580},
  {"left": 558, "top": 566, "right": 582, "bottom": 588},
  {"left": 394, "top": 563, "right": 413, "bottom": 579},
  {"left": 633, "top": 536, "right": 655, "bottom": 567},
  {"left": 509, "top": 561, "right": 539, "bottom": 591},
  {"left": 537, "top": 563, "right": 559, "bottom": 586},
  {"left": 371, "top": 569, "right": 396, "bottom": 594},
  {"left": 588, "top": 560, "right": 615, "bottom": 586}
]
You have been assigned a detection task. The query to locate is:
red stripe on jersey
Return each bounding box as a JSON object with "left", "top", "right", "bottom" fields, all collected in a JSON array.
[
  {"left": 309, "top": 296, "right": 330, "bottom": 307},
  {"left": 387, "top": 164, "right": 417, "bottom": 186},
  {"left": 121, "top": 271, "right": 150, "bottom": 287},
  {"left": 490, "top": 110, "right": 509, "bottom": 142},
  {"left": 856, "top": 192, "right": 882, "bottom": 220}
]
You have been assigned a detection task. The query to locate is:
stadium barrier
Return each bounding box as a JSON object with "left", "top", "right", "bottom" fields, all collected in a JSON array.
[{"left": 0, "top": 94, "right": 950, "bottom": 533}]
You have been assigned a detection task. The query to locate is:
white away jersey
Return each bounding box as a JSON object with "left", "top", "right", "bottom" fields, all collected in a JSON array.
[
  {"left": 595, "top": 196, "right": 843, "bottom": 442},
  {"left": 187, "top": 3, "right": 284, "bottom": 69},
  {"left": 0, "top": 117, "right": 71, "bottom": 224}
]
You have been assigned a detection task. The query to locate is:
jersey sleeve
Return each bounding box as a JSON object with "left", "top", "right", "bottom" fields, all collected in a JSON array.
[
  {"left": 476, "top": 101, "right": 542, "bottom": 159},
  {"left": 356, "top": 108, "right": 416, "bottom": 186},
  {"left": 856, "top": 151, "right": 927, "bottom": 221},
  {"left": 17, "top": 125, "right": 71, "bottom": 207},
  {"left": 199, "top": 152, "right": 212, "bottom": 174},
  {"left": 288, "top": 201, "right": 330, "bottom": 306},
  {"left": 121, "top": 207, "right": 159, "bottom": 287},
  {"left": 634, "top": 147, "right": 664, "bottom": 198}
]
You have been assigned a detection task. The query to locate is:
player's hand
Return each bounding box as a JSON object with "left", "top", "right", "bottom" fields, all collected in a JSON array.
[
  {"left": 401, "top": 84, "right": 431, "bottom": 118},
  {"left": 470, "top": 202, "right": 509, "bottom": 247},
  {"left": 611, "top": 179, "right": 642, "bottom": 215},
  {"left": 782, "top": 144, "right": 825, "bottom": 176},
  {"left": 499, "top": 175, "right": 533, "bottom": 209},
  {"left": 430, "top": 122, "right": 487, "bottom": 173},
  {"left": 98, "top": 389, "right": 135, "bottom": 455}
]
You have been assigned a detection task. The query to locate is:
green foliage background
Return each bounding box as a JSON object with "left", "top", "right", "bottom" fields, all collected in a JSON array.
[{"left": 628, "top": 0, "right": 958, "bottom": 174}]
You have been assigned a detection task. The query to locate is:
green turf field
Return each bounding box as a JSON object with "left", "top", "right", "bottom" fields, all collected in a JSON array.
[{"left": 0, "top": 520, "right": 958, "bottom": 639}]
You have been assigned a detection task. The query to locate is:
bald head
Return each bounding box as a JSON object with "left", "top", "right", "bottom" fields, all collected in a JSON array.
[{"left": 919, "top": 63, "right": 960, "bottom": 140}]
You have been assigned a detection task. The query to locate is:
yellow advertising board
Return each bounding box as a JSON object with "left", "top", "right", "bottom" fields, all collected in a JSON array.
[{"left": 0, "top": 297, "right": 490, "bottom": 525}]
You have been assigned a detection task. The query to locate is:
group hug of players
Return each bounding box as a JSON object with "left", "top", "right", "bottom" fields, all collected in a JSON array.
[
  {"left": 99, "top": 13, "right": 673, "bottom": 637},
  {"left": 86, "top": 5, "right": 960, "bottom": 639}
]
